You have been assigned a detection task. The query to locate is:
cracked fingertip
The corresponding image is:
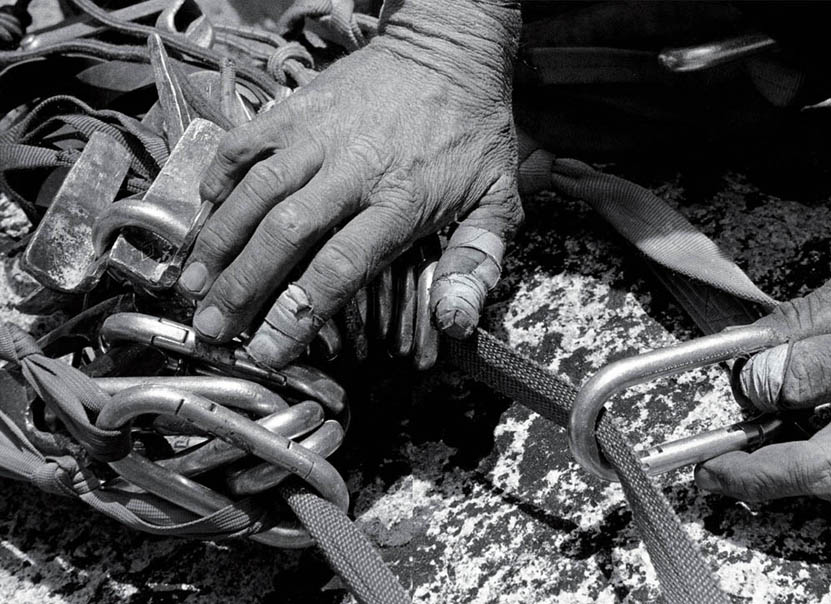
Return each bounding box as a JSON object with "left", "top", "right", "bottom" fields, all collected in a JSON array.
[{"left": 246, "top": 327, "right": 305, "bottom": 369}]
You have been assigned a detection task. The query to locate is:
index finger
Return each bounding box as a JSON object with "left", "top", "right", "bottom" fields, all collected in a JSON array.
[{"left": 200, "top": 114, "right": 291, "bottom": 204}]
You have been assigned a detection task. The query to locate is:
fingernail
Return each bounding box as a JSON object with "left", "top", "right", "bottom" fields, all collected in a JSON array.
[
  {"left": 695, "top": 469, "right": 722, "bottom": 493},
  {"left": 179, "top": 262, "right": 208, "bottom": 296},
  {"left": 193, "top": 305, "right": 225, "bottom": 339},
  {"left": 247, "top": 329, "right": 305, "bottom": 369}
]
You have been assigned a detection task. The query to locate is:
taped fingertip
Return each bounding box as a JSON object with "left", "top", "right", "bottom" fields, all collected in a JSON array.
[
  {"left": 248, "top": 284, "right": 327, "bottom": 367},
  {"left": 433, "top": 295, "right": 479, "bottom": 339},
  {"left": 740, "top": 344, "right": 789, "bottom": 412},
  {"left": 246, "top": 327, "right": 304, "bottom": 369}
]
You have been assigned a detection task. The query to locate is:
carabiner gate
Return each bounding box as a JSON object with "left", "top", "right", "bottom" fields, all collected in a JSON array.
[
  {"left": 100, "top": 312, "right": 348, "bottom": 414},
  {"left": 568, "top": 324, "right": 789, "bottom": 482}
]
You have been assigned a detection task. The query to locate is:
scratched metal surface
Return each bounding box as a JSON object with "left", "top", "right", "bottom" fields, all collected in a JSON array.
[
  {"left": 3, "top": 161, "right": 831, "bottom": 603},
  {"left": 4, "top": 1, "right": 831, "bottom": 602}
]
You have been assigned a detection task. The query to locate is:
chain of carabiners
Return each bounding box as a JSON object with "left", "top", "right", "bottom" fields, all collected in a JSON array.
[{"left": 0, "top": 0, "right": 384, "bottom": 548}]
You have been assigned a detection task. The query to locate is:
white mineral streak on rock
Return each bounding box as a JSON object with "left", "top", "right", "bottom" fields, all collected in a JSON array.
[
  {"left": 500, "top": 274, "right": 667, "bottom": 381},
  {"left": 356, "top": 443, "right": 456, "bottom": 548},
  {"left": 490, "top": 414, "right": 534, "bottom": 492}
]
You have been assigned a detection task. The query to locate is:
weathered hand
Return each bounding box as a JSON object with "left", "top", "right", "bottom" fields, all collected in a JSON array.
[
  {"left": 177, "top": 0, "right": 523, "bottom": 368},
  {"left": 695, "top": 281, "right": 831, "bottom": 501}
]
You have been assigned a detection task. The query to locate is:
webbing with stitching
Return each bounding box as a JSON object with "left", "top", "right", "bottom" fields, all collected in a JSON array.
[
  {"left": 445, "top": 330, "right": 729, "bottom": 604},
  {"left": 0, "top": 320, "right": 407, "bottom": 604}
]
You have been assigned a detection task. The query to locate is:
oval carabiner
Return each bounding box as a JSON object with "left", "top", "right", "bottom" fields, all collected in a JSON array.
[
  {"left": 97, "top": 385, "right": 349, "bottom": 548},
  {"left": 100, "top": 312, "right": 348, "bottom": 414},
  {"left": 226, "top": 420, "right": 345, "bottom": 496},
  {"left": 94, "top": 375, "right": 288, "bottom": 416},
  {"left": 157, "top": 401, "right": 326, "bottom": 478},
  {"left": 568, "top": 325, "right": 786, "bottom": 482}
]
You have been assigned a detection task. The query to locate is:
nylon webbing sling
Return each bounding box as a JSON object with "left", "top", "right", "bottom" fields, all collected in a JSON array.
[
  {"left": 0, "top": 322, "right": 410, "bottom": 604},
  {"left": 445, "top": 330, "right": 729, "bottom": 604},
  {"left": 0, "top": 3, "right": 786, "bottom": 602}
]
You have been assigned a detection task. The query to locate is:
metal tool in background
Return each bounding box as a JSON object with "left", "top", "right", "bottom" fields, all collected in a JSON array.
[
  {"left": 22, "top": 132, "right": 131, "bottom": 293},
  {"left": 147, "top": 32, "right": 191, "bottom": 146},
  {"left": 568, "top": 324, "right": 799, "bottom": 482},
  {"left": 92, "top": 118, "right": 223, "bottom": 291},
  {"left": 659, "top": 33, "right": 778, "bottom": 73}
]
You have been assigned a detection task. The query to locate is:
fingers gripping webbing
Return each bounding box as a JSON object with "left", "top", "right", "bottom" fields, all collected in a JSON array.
[{"left": 445, "top": 331, "right": 728, "bottom": 604}]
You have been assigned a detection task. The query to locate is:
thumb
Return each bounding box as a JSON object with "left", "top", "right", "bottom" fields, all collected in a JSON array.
[
  {"left": 737, "top": 279, "right": 831, "bottom": 412},
  {"left": 430, "top": 175, "right": 523, "bottom": 339},
  {"left": 739, "top": 334, "right": 831, "bottom": 412}
]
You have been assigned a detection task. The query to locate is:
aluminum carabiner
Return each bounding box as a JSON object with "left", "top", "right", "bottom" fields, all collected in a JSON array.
[
  {"left": 94, "top": 375, "right": 288, "bottom": 417},
  {"left": 157, "top": 401, "right": 325, "bottom": 477},
  {"left": 99, "top": 312, "right": 347, "bottom": 414},
  {"left": 568, "top": 324, "right": 789, "bottom": 482},
  {"left": 96, "top": 385, "right": 349, "bottom": 549},
  {"left": 226, "top": 419, "right": 345, "bottom": 496}
]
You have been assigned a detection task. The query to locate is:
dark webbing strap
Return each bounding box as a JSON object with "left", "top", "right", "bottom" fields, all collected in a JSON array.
[
  {"left": 283, "top": 484, "right": 412, "bottom": 604},
  {"left": 445, "top": 329, "right": 728, "bottom": 604},
  {"left": 0, "top": 320, "right": 412, "bottom": 603}
]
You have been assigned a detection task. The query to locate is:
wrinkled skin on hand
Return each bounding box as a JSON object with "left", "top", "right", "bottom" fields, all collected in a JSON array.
[
  {"left": 695, "top": 280, "right": 831, "bottom": 501},
  {"left": 178, "top": 0, "right": 523, "bottom": 368}
]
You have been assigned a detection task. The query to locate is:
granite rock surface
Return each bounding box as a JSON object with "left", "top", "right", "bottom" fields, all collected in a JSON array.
[{"left": 3, "top": 1, "right": 831, "bottom": 602}]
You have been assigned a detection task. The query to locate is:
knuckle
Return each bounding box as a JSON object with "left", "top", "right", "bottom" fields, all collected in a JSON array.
[
  {"left": 509, "top": 193, "right": 526, "bottom": 228},
  {"left": 806, "top": 450, "right": 831, "bottom": 498},
  {"left": 711, "top": 465, "right": 766, "bottom": 502},
  {"left": 195, "top": 219, "right": 234, "bottom": 258},
  {"left": 370, "top": 198, "right": 418, "bottom": 236},
  {"left": 311, "top": 241, "right": 368, "bottom": 301},
  {"left": 349, "top": 137, "right": 393, "bottom": 187},
  {"left": 323, "top": 239, "right": 368, "bottom": 280},
  {"left": 737, "top": 478, "right": 768, "bottom": 502},
  {"left": 216, "top": 132, "right": 249, "bottom": 165},
  {"left": 213, "top": 267, "right": 259, "bottom": 314},
  {"left": 253, "top": 161, "right": 290, "bottom": 197},
  {"left": 239, "top": 164, "right": 280, "bottom": 208},
  {"left": 719, "top": 471, "right": 765, "bottom": 502},
  {"left": 261, "top": 202, "right": 318, "bottom": 253}
]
